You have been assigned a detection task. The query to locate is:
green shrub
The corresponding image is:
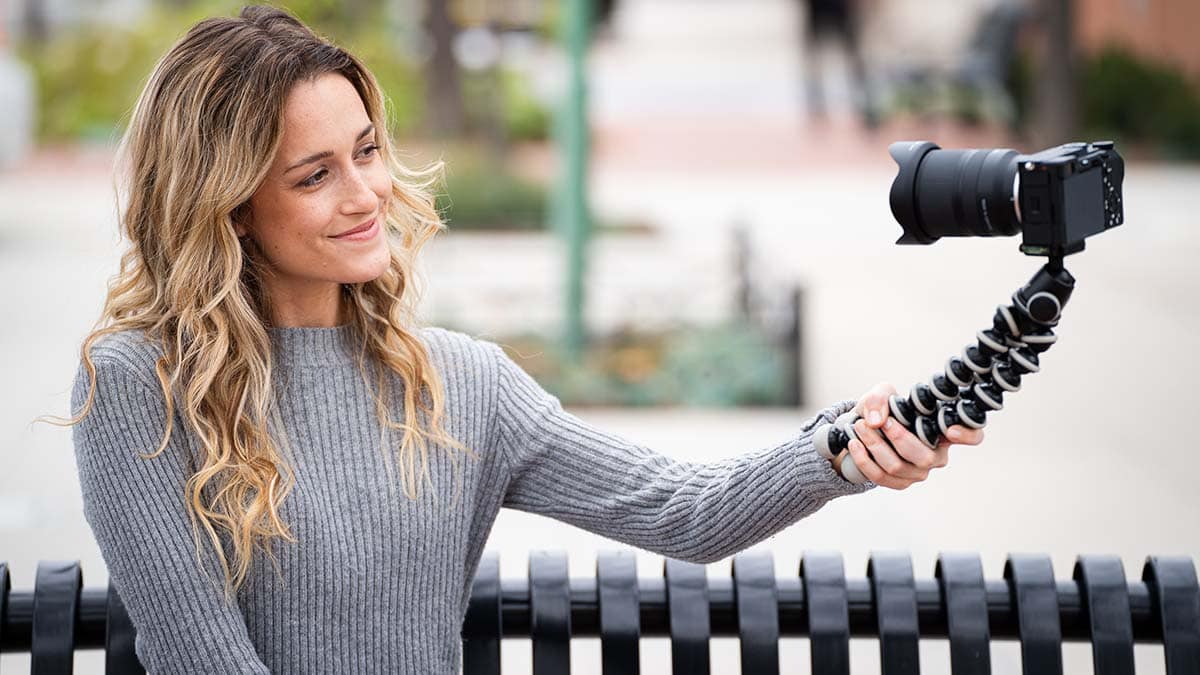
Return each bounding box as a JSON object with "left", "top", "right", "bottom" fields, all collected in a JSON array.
[
  {"left": 490, "top": 323, "right": 789, "bottom": 407},
  {"left": 16, "top": 0, "right": 424, "bottom": 143},
  {"left": 436, "top": 163, "right": 547, "bottom": 230},
  {"left": 1081, "top": 46, "right": 1200, "bottom": 159},
  {"left": 500, "top": 68, "right": 550, "bottom": 142},
  {"left": 652, "top": 322, "right": 787, "bottom": 406}
]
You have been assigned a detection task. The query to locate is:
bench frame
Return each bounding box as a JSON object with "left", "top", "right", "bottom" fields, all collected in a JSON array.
[{"left": 2, "top": 550, "right": 1198, "bottom": 674}]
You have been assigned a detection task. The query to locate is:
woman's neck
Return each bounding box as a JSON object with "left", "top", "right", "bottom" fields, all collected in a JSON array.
[{"left": 265, "top": 282, "right": 349, "bottom": 328}]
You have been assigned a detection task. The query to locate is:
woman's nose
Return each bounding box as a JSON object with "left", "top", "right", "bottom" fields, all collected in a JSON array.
[{"left": 341, "top": 166, "right": 379, "bottom": 213}]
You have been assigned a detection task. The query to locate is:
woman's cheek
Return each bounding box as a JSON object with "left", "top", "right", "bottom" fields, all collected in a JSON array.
[{"left": 373, "top": 241, "right": 392, "bottom": 274}]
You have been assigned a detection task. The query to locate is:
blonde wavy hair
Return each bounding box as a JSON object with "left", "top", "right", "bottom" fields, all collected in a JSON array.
[{"left": 48, "top": 4, "right": 475, "bottom": 598}]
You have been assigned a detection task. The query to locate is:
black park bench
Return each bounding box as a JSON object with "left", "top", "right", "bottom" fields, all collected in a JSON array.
[{"left": 2, "top": 549, "right": 1198, "bottom": 674}]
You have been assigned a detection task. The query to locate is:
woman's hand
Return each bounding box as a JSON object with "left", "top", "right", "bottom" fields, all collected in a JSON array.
[{"left": 832, "top": 382, "right": 985, "bottom": 489}]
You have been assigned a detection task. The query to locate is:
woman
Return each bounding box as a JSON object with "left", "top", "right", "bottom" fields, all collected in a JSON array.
[{"left": 64, "top": 5, "right": 981, "bottom": 673}]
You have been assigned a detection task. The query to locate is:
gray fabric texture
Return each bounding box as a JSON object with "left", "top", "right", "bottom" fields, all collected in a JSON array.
[{"left": 70, "top": 324, "right": 869, "bottom": 673}]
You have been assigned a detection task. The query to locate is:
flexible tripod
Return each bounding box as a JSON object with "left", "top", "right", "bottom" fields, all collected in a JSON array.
[{"left": 813, "top": 257, "right": 1076, "bottom": 484}]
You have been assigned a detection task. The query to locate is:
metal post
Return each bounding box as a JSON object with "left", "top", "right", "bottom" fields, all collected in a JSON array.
[{"left": 555, "top": 0, "right": 592, "bottom": 363}]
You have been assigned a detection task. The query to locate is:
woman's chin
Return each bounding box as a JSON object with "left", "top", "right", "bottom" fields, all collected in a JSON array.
[{"left": 341, "top": 258, "right": 391, "bottom": 285}]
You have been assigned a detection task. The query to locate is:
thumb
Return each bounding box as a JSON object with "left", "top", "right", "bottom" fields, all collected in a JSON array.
[{"left": 858, "top": 381, "right": 896, "bottom": 428}]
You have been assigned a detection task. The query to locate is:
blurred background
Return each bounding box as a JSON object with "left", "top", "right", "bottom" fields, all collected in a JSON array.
[{"left": 2, "top": 0, "right": 1198, "bottom": 672}]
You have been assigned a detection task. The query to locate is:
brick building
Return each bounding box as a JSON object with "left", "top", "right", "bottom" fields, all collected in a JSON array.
[{"left": 1077, "top": 0, "right": 1200, "bottom": 78}]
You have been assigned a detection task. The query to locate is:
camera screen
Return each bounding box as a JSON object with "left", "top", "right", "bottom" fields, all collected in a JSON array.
[{"left": 1063, "top": 168, "right": 1105, "bottom": 243}]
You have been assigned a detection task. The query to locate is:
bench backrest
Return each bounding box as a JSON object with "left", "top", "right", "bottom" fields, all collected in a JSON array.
[{"left": 2, "top": 550, "right": 1197, "bottom": 674}]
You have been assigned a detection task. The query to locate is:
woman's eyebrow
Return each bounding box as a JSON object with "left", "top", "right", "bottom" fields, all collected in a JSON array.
[{"left": 283, "top": 123, "right": 375, "bottom": 174}]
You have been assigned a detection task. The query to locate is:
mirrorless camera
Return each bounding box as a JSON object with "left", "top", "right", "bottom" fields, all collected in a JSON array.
[{"left": 887, "top": 140, "right": 1125, "bottom": 258}]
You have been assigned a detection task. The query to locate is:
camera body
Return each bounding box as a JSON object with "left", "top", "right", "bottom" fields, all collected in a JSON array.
[
  {"left": 1014, "top": 141, "right": 1124, "bottom": 257},
  {"left": 888, "top": 140, "right": 1125, "bottom": 259}
]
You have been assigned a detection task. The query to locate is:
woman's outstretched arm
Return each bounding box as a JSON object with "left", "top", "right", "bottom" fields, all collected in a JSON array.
[
  {"left": 489, "top": 342, "right": 872, "bottom": 564},
  {"left": 71, "top": 355, "right": 272, "bottom": 674}
]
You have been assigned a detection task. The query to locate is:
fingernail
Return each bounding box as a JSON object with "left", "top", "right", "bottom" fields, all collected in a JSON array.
[
  {"left": 948, "top": 428, "right": 962, "bottom": 441},
  {"left": 869, "top": 411, "right": 882, "bottom": 425},
  {"left": 884, "top": 419, "right": 894, "bottom": 431}
]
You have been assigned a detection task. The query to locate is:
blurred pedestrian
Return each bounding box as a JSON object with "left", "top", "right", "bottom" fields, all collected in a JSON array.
[{"left": 800, "top": 0, "right": 879, "bottom": 127}]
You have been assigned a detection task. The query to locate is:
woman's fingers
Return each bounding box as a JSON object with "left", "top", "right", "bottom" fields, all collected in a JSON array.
[
  {"left": 930, "top": 442, "right": 952, "bottom": 468},
  {"left": 844, "top": 441, "right": 914, "bottom": 490},
  {"left": 840, "top": 396, "right": 983, "bottom": 490},
  {"left": 855, "top": 381, "right": 898, "bottom": 428},
  {"left": 944, "top": 425, "right": 985, "bottom": 446},
  {"left": 880, "top": 418, "right": 940, "bottom": 469},
  {"left": 852, "top": 420, "right": 928, "bottom": 485}
]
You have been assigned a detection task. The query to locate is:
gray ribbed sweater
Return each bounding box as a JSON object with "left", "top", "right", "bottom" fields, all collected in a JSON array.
[{"left": 70, "top": 324, "right": 868, "bottom": 673}]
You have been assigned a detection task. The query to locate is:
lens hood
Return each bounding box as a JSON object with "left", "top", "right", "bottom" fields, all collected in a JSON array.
[{"left": 888, "top": 141, "right": 940, "bottom": 244}]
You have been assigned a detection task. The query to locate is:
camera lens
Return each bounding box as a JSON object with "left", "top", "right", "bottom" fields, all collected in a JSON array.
[{"left": 888, "top": 141, "right": 1021, "bottom": 245}]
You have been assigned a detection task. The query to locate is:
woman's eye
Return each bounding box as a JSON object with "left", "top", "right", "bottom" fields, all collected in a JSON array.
[
  {"left": 300, "top": 169, "right": 327, "bottom": 187},
  {"left": 299, "top": 146, "right": 379, "bottom": 188}
]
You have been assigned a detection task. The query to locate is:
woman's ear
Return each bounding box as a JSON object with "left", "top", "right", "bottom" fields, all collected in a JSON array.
[{"left": 232, "top": 203, "right": 252, "bottom": 238}]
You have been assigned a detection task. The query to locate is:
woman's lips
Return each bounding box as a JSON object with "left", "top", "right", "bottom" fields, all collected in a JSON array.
[{"left": 331, "top": 217, "right": 378, "bottom": 241}]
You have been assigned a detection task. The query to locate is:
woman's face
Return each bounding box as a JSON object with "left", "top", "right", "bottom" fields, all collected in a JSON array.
[{"left": 236, "top": 72, "right": 392, "bottom": 323}]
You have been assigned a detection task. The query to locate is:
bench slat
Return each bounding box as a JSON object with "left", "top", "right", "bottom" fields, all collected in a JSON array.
[
  {"left": 32, "top": 560, "right": 82, "bottom": 675},
  {"left": 0, "top": 563, "right": 9, "bottom": 656},
  {"left": 463, "top": 552, "right": 502, "bottom": 675},
  {"left": 665, "top": 558, "right": 710, "bottom": 674},
  {"left": 936, "top": 553, "right": 991, "bottom": 675},
  {"left": 1142, "top": 556, "right": 1200, "bottom": 675},
  {"left": 1075, "top": 556, "right": 1135, "bottom": 675},
  {"left": 530, "top": 550, "right": 570, "bottom": 674},
  {"left": 597, "top": 550, "right": 640, "bottom": 675},
  {"left": 1003, "top": 554, "right": 1063, "bottom": 674},
  {"left": 868, "top": 552, "right": 919, "bottom": 675},
  {"left": 803, "top": 551, "right": 851, "bottom": 675},
  {"left": 103, "top": 583, "right": 143, "bottom": 674},
  {"left": 733, "top": 551, "right": 779, "bottom": 674}
]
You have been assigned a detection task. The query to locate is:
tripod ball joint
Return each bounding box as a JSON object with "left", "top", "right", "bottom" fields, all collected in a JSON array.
[
  {"left": 909, "top": 383, "right": 939, "bottom": 416},
  {"left": 966, "top": 381, "right": 1004, "bottom": 412},
  {"left": 1026, "top": 292, "right": 1062, "bottom": 324},
  {"left": 814, "top": 410, "right": 861, "bottom": 461},
  {"left": 994, "top": 304, "right": 1020, "bottom": 338},
  {"left": 938, "top": 400, "right": 986, "bottom": 436},
  {"left": 885, "top": 394, "right": 942, "bottom": 449},
  {"left": 945, "top": 357, "right": 974, "bottom": 387},
  {"left": 812, "top": 411, "right": 871, "bottom": 483},
  {"left": 1022, "top": 329, "right": 1058, "bottom": 354},
  {"left": 964, "top": 326, "right": 1009, "bottom": 373}
]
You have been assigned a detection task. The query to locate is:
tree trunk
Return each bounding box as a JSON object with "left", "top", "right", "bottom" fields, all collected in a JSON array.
[
  {"left": 22, "top": 0, "right": 50, "bottom": 44},
  {"left": 1032, "top": 0, "right": 1076, "bottom": 147},
  {"left": 424, "top": 0, "right": 466, "bottom": 136}
]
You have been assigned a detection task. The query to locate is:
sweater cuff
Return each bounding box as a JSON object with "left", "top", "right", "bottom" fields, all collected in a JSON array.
[{"left": 796, "top": 399, "right": 877, "bottom": 497}]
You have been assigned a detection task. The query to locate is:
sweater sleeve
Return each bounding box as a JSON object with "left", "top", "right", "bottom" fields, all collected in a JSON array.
[
  {"left": 70, "top": 355, "right": 272, "bottom": 674},
  {"left": 488, "top": 342, "right": 873, "bottom": 564}
]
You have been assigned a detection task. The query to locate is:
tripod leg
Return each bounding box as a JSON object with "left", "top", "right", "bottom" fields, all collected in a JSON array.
[{"left": 815, "top": 261, "right": 1073, "bottom": 485}]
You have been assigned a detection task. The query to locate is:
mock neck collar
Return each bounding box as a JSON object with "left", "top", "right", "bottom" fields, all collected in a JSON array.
[{"left": 268, "top": 324, "right": 364, "bottom": 368}]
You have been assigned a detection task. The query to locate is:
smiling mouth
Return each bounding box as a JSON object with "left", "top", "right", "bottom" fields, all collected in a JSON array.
[{"left": 332, "top": 217, "right": 377, "bottom": 238}]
